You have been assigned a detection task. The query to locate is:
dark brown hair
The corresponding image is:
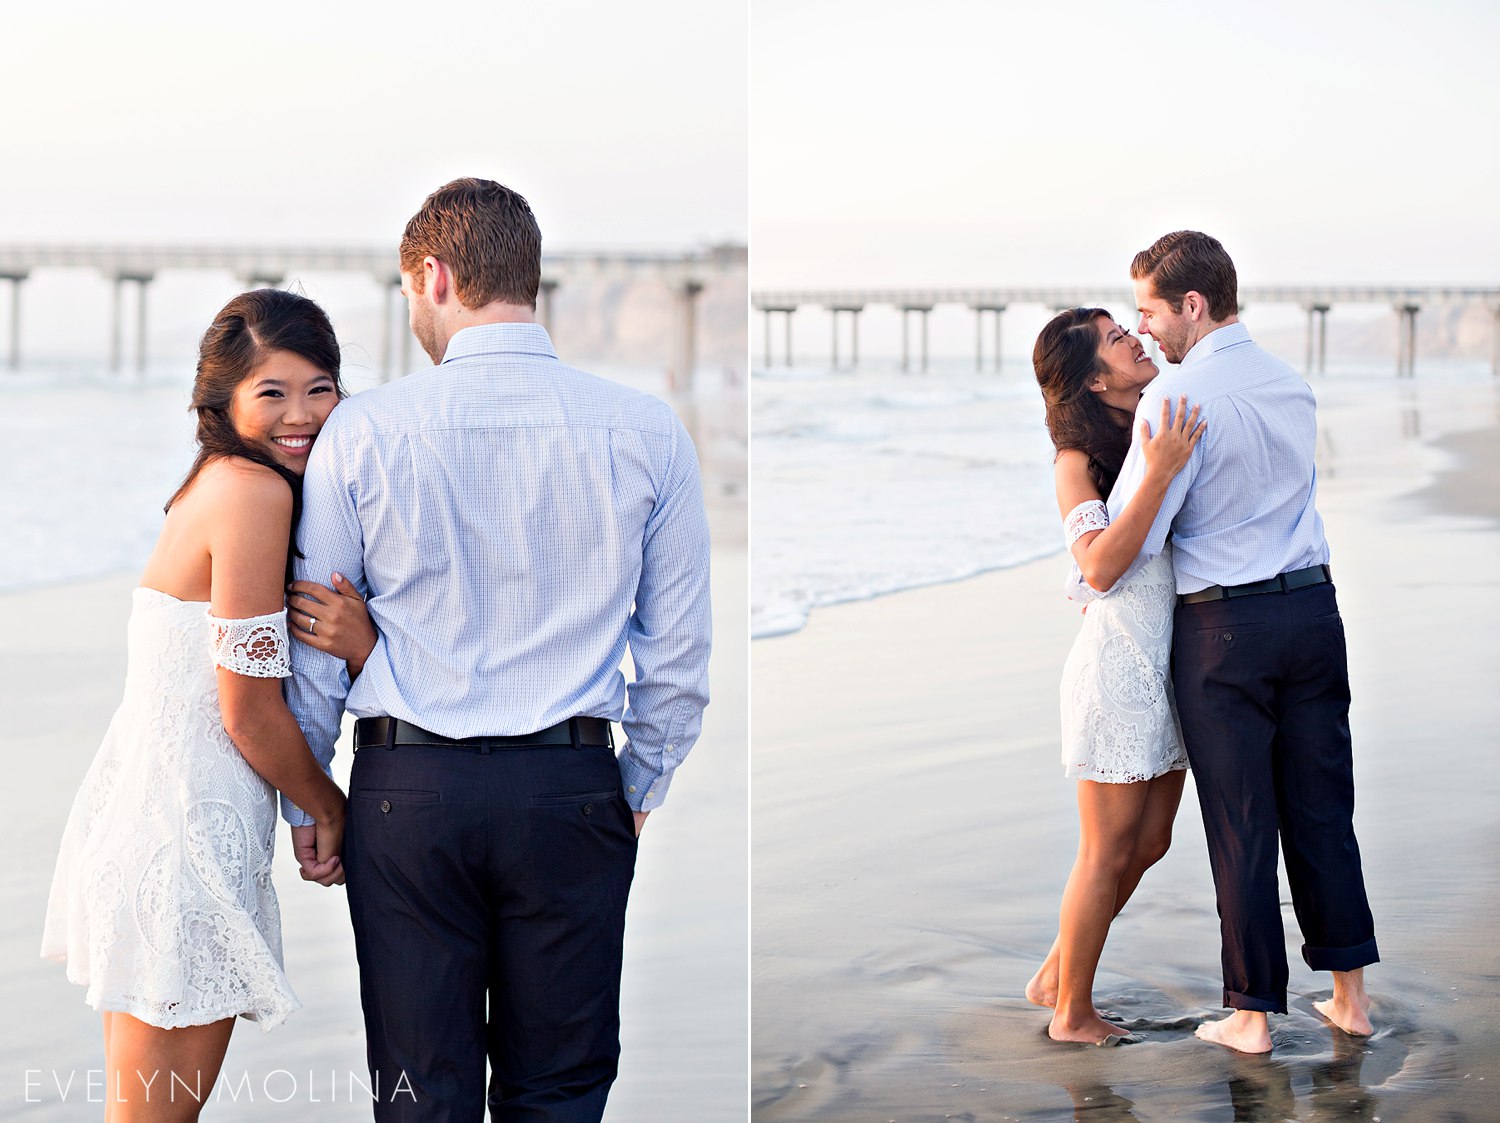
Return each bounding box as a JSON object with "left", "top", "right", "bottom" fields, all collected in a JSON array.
[
  {"left": 1033, "top": 308, "right": 1133, "bottom": 496},
  {"left": 399, "top": 177, "right": 542, "bottom": 309},
  {"left": 1129, "top": 230, "right": 1238, "bottom": 321},
  {"left": 166, "top": 289, "right": 344, "bottom": 574}
]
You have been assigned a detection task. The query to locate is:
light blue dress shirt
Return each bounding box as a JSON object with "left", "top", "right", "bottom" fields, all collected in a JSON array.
[
  {"left": 282, "top": 323, "right": 711, "bottom": 825},
  {"left": 1106, "top": 322, "right": 1330, "bottom": 595}
]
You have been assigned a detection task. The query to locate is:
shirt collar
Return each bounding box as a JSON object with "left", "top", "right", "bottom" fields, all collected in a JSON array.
[
  {"left": 440, "top": 322, "right": 558, "bottom": 365},
  {"left": 1179, "top": 321, "right": 1251, "bottom": 369}
]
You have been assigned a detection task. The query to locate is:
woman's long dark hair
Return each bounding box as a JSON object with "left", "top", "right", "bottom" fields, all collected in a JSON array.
[
  {"left": 166, "top": 289, "right": 344, "bottom": 577},
  {"left": 1032, "top": 307, "right": 1134, "bottom": 496}
]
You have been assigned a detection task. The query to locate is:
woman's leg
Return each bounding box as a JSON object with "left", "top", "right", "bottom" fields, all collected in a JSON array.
[
  {"left": 1028, "top": 769, "right": 1186, "bottom": 1009},
  {"left": 102, "top": 1012, "right": 234, "bottom": 1122},
  {"left": 1049, "top": 779, "right": 1151, "bottom": 1041},
  {"left": 1111, "top": 767, "right": 1186, "bottom": 906}
]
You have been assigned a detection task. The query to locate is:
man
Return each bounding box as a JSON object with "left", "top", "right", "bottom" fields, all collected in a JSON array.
[
  {"left": 1107, "top": 230, "right": 1376, "bottom": 1054},
  {"left": 283, "top": 178, "right": 712, "bottom": 1119}
]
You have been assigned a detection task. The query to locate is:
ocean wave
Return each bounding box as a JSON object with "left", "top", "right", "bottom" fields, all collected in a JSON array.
[{"left": 750, "top": 539, "right": 1063, "bottom": 639}]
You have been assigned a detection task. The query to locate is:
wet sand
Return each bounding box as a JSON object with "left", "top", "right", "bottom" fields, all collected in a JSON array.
[
  {"left": 1, "top": 537, "right": 747, "bottom": 1120},
  {"left": 752, "top": 385, "right": 1500, "bottom": 1121}
]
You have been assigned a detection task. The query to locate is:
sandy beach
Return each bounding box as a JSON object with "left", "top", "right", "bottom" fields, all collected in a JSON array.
[
  {"left": 752, "top": 382, "right": 1500, "bottom": 1121},
  {"left": 1, "top": 529, "right": 747, "bottom": 1120}
]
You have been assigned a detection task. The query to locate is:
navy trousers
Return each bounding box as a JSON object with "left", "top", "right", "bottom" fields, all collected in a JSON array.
[
  {"left": 343, "top": 740, "right": 638, "bottom": 1122},
  {"left": 1172, "top": 582, "right": 1377, "bottom": 1013}
]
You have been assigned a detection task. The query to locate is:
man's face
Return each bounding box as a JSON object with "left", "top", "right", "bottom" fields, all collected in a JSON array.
[
  {"left": 402, "top": 269, "right": 443, "bottom": 365},
  {"left": 1133, "top": 278, "right": 1193, "bottom": 365}
]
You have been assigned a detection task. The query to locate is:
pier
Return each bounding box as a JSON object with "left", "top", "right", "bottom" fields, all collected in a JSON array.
[
  {"left": 0, "top": 242, "right": 745, "bottom": 383},
  {"left": 752, "top": 285, "right": 1500, "bottom": 376}
]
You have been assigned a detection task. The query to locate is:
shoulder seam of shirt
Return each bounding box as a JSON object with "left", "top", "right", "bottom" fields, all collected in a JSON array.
[{"left": 347, "top": 418, "right": 680, "bottom": 438}]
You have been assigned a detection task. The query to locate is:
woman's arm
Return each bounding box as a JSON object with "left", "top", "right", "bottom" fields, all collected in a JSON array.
[
  {"left": 1057, "top": 396, "right": 1204, "bottom": 593},
  {"left": 205, "top": 461, "right": 346, "bottom": 879}
]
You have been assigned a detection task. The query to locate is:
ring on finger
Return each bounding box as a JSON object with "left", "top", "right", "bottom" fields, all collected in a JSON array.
[{"left": 307, "top": 617, "right": 317, "bottom": 635}]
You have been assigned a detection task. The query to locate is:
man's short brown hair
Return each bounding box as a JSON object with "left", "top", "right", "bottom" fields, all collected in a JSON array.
[
  {"left": 1130, "top": 230, "right": 1238, "bottom": 321},
  {"left": 399, "top": 178, "right": 542, "bottom": 310}
]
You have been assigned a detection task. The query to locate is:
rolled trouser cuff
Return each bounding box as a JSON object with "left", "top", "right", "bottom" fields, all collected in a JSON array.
[
  {"left": 1224, "top": 988, "right": 1287, "bottom": 1014},
  {"left": 1302, "top": 936, "right": 1379, "bottom": 973}
]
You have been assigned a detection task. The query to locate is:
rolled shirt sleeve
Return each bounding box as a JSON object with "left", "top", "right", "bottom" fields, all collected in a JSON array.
[{"left": 618, "top": 416, "right": 712, "bottom": 811}]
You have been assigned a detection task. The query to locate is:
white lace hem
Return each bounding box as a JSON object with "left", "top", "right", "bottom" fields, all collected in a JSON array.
[
  {"left": 44, "top": 951, "right": 301, "bottom": 1032},
  {"left": 1064, "top": 757, "right": 1189, "bottom": 784}
]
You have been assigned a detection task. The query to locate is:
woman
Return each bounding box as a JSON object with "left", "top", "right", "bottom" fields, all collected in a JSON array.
[
  {"left": 42, "top": 289, "right": 375, "bottom": 1119},
  {"left": 1025, "top": 307, "right": 1204, "bottom": 1046}
]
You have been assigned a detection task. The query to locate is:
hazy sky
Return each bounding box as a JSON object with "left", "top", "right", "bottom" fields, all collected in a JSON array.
[
  {"left": 753, "top": 0, "right": 1500, "bottom": 287},
  {"left": 1, "top": 1, "right": 746, "bottom": 249}
]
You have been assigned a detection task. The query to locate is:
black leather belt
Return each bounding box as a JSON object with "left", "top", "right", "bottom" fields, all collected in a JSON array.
[
  {"left": 1179, "top": 564, "right": 1332, "bottom": 605},
  {"left": 353, "top": 716, "right": 613, "bottom": 752}
]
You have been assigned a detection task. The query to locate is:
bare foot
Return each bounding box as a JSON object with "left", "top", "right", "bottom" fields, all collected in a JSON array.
[
  {"left": 1025, "top": 938, "right": 1061, "bottom": 1007},
  {"left": 1195, "top": 1010, "right": 1272, "bottom": 1054},
  {"left": 1313, "top": 995, "right": 1372, "bottom": 1036},
  {"left": 1315, "top": 968, "right": 1374, "bottom": 1036},
  {"left": 1025, "top": 961, "right": 1058, "bottom": 1008},
  {"left": 1049, "top": 1010, "right": 1124, "bottom": 1046}
]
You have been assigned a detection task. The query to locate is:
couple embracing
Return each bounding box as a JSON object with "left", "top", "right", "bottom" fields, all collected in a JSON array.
[
  {"left": 43, "top": 178, "right": 711, "bottom": 1120},
  {"left": 1028, "top": 232, "right": 1378, "bottom": 1054}
]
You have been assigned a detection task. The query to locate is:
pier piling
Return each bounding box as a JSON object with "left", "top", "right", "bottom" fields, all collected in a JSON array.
[
  {"left": 900, "top": 305, "right": 932, "bottom": 372},
  {"left": 760, "top": 306, "right": 797, "bottom": 367},
  {"left": 674, "top": 279, "right": 703, "bottom": 394},
  {"left": 1395, "top": 303, "right": 1420, "bottom": 377},
  {"left": 1, "top": 273, "right": 23, "bottom": 370},
  {"left": 1492, "top": 304, "right": 1500, "bottom": 376},
  {"left": 972, "top": 304, "right": 1005, "bottom": 372},
  {"left": 109, "top": 273, "right": 153, "bottom": 375},
  {"left": 1303, "top": 304, "right": 1330, "bottom": 376},
  {"left": 827, "top": 305, "right": 862, "bottom": 370}
]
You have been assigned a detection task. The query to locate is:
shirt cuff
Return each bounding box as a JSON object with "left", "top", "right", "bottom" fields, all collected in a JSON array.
[
  {"left": 280, "top": 796, "right": 315, "bottom": 828},
  {"left": 618, "top": 746, "right": 675, "bottom": 811}
]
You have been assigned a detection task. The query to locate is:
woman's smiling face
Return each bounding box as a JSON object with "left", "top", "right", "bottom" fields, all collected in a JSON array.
[
  {"left": 1093, "top": 318, "right": 1158, "bottom": 394},
  {"left": 227, "top": 349, "right": 340, "bottom": 474}
]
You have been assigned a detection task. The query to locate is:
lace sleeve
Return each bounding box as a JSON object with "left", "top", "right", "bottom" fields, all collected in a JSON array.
[
  {"left": 207, "top": 610, "right": 293, "bottom": 678},
  {"left": 1063, "top": 500, "right": 1109, "bottom": 547}
]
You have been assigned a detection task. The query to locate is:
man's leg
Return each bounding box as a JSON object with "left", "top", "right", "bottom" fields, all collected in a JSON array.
[
  {"left": 1271, "top": 585, "right": 1377, "bottom": 1032},
  {"left": 1173, "top": 600, "right": 1289, "bottom": 1015},
  {"left": 345, "top": 746, "right": 491, "bottom": 1122},
  {"left": 485, "top": 744, "right": 638, "bottom": 1123}
]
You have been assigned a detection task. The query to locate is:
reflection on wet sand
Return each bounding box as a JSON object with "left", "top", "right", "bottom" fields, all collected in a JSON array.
[{"left": 994, "top": 988, "right": 1428, "bottom": 1121}]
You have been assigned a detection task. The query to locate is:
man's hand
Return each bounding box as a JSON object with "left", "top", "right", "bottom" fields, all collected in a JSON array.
[
  {"left": 291, "top": 823, "right": 345, "bottom": 886},
  {"left": 633, "top": 810, "right": 649, "bottom": 838}
]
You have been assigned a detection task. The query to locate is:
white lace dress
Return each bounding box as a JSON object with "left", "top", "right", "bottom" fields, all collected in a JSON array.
[
  {"left": 41, "top": 588, "right": 301, "bottom": 1030},
  {"left": 1058, "top": 501, "right": 1188, "bottom": 783}
]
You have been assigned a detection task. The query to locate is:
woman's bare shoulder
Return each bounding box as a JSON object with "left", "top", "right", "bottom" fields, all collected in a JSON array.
[
  {"left": 1053, "top": 448, "right": 1093, "bottom": 481},
  {"left": 1053, "top": 448, "right": 1104, "bottom": 511},
  {"left": 191, "top": 457, "right": 293, "bottom": 510}
]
